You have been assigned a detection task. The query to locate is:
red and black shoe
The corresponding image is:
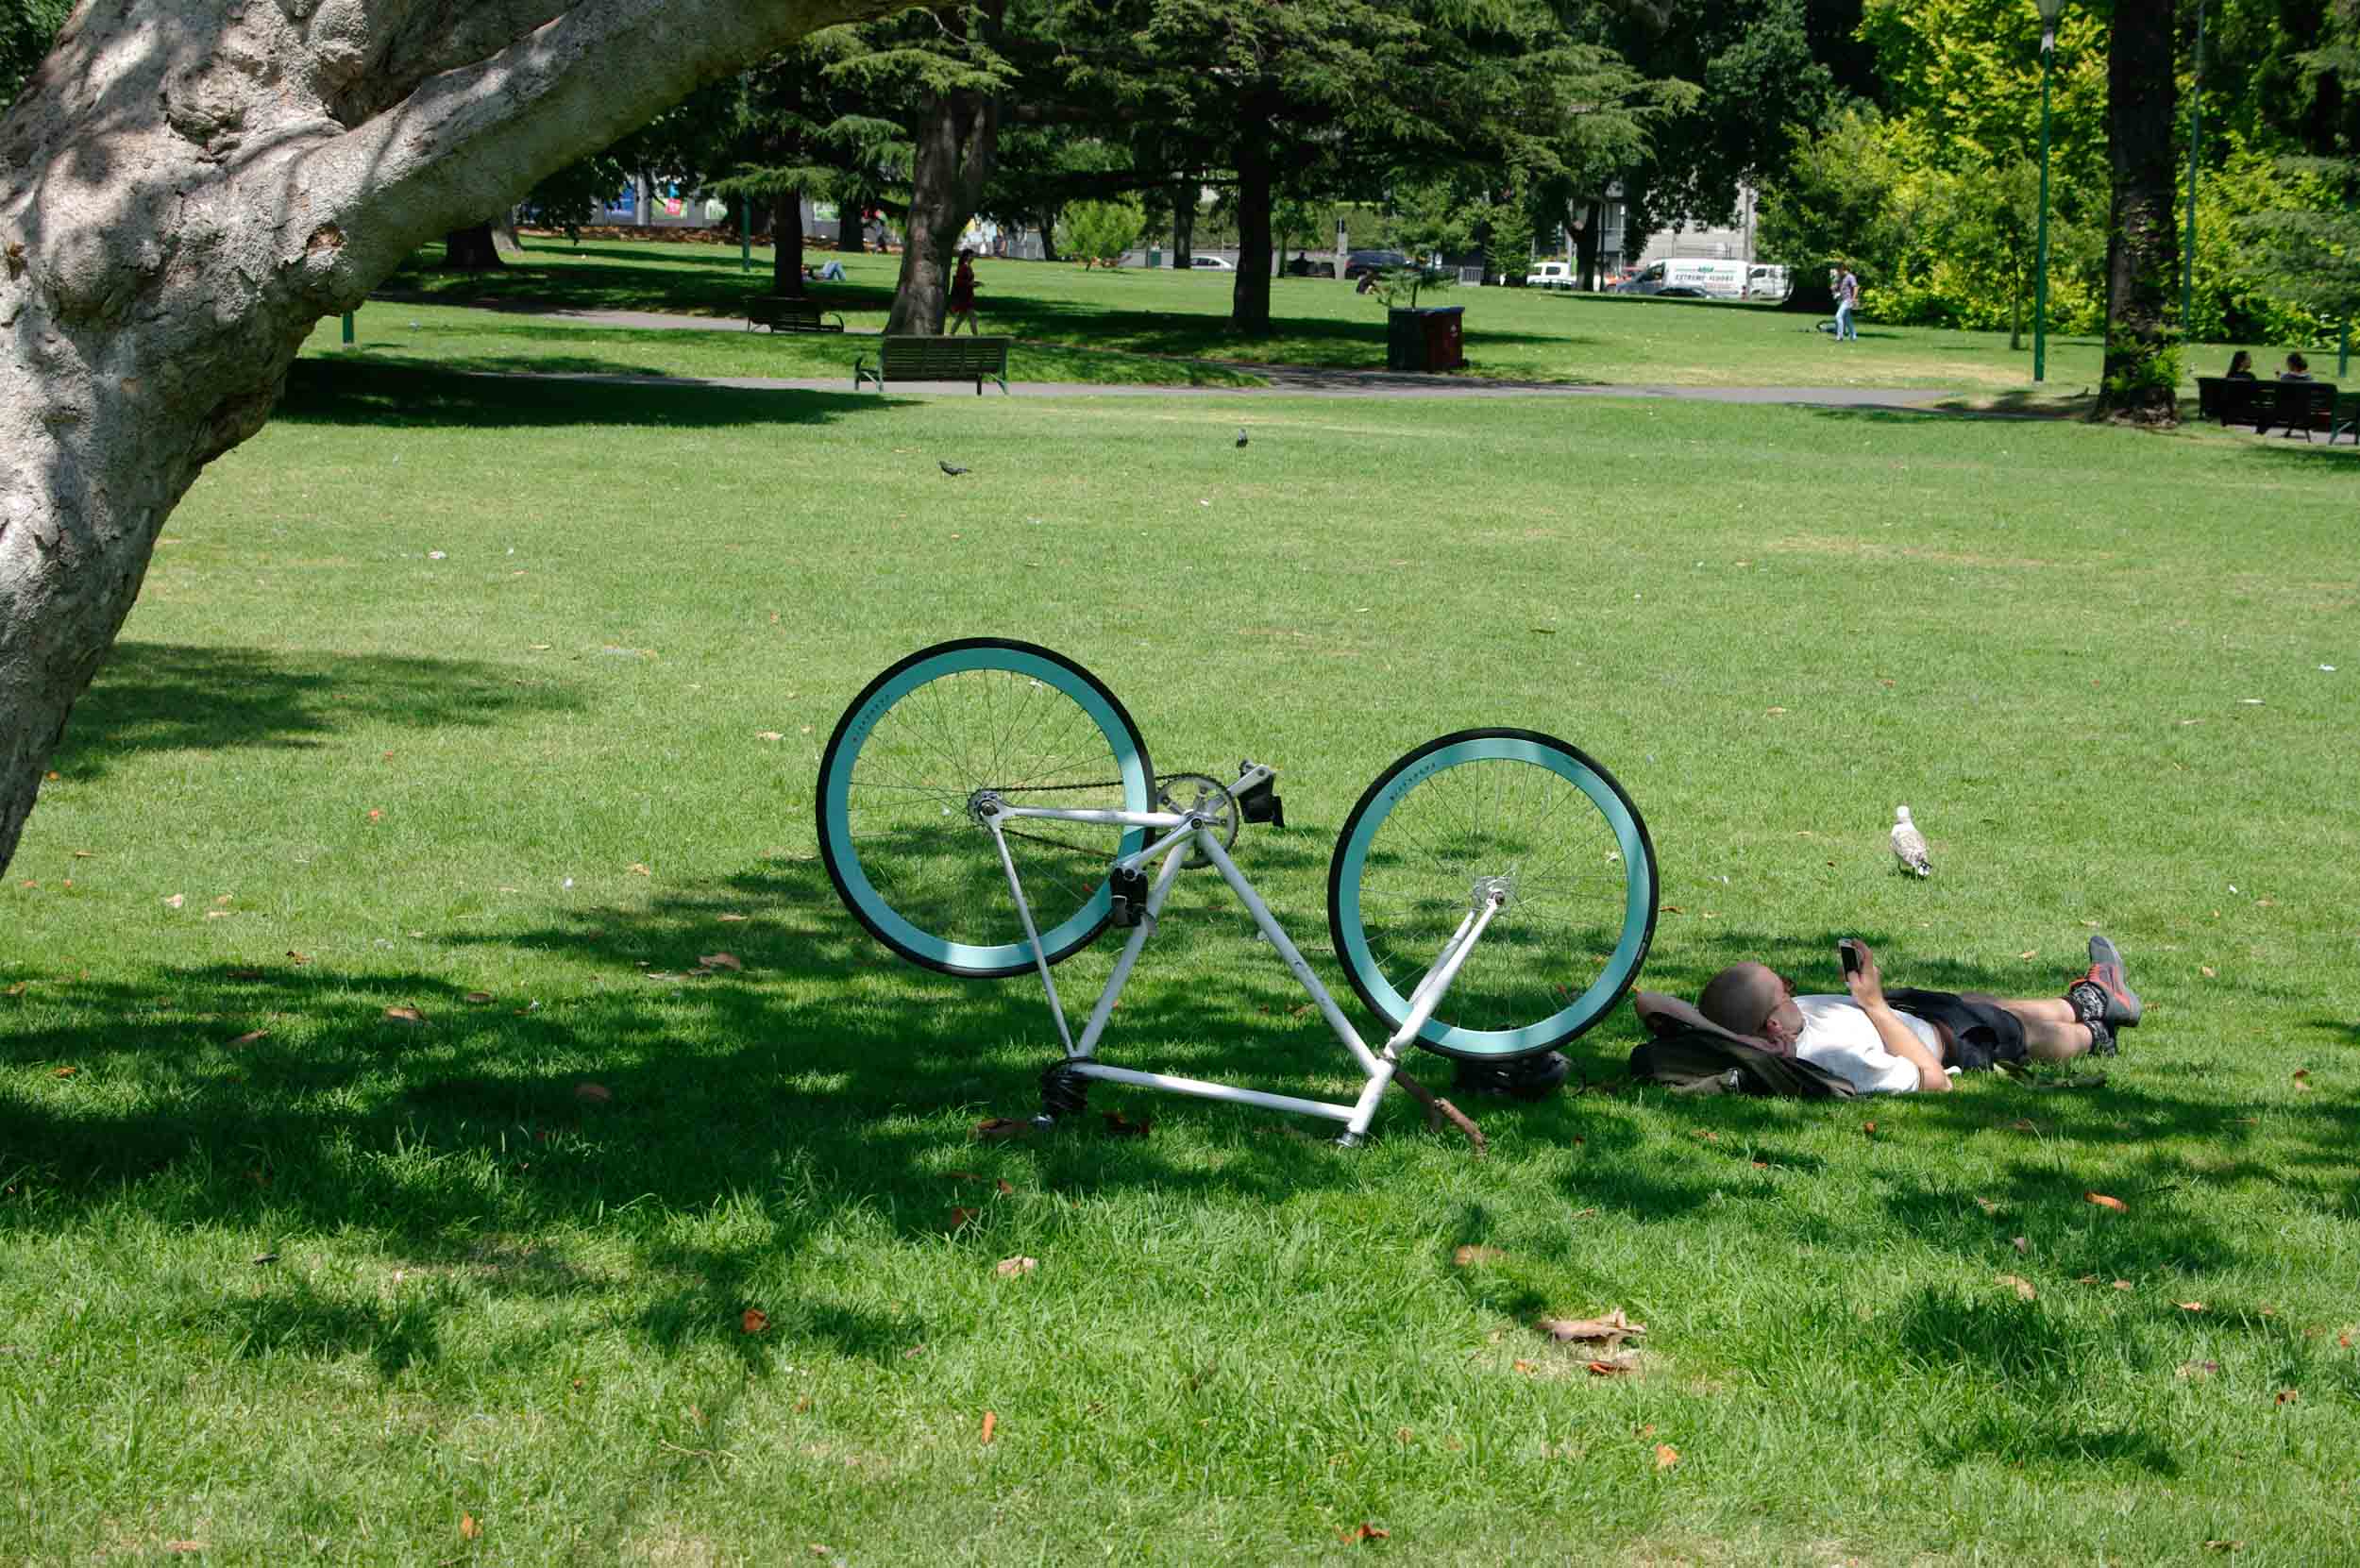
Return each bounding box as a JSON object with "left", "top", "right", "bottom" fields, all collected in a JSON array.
[{"left": 2068, "top": 935, "right": 2143, "bottom": 1034}]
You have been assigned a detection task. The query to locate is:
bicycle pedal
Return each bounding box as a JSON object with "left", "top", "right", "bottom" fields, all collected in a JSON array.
[
  {"left": 1108, "top": 868, "right": 1149, "bottom": 927},
  {"left": 1237, "top": 774, "right": 1284, "bottom": 828}
]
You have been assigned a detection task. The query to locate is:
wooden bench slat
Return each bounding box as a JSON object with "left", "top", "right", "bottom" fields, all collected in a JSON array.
[{"left": 2194, "top": 376, "right": 2347, "bottom": 442}]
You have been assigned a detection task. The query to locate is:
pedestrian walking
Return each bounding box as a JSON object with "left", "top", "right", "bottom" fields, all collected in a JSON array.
[{"left": 1833, "top": 262, "right": 1860, "bottom": 343}]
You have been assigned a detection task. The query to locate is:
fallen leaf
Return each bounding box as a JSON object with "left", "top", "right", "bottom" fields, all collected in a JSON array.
[
  {"left": 718, "top": 913, "right": 750, "bottom": 922},
  {"left": 1587, "top": 1357, "right": 1638, "bottom": 1376},
  {"left": 2012, "top": 1236, "right": 2030, "bottom": 1254},
  {"left": 1654, "top": 1443, "right": 1680, "bottom": 1470},
  {"left": 1998, "top": 1273, "right": 2037, "bottom": 1301},
  {"left": 286, "top": 951, "right": 309, "bottom": 965},
  {"left": 2200, "top": 965, "right": 2217, "bottom": 978},
  {"left": 162, "top": 893, "right": 185, "bottom": 908},
  {"left": 1539, "top": 1309, "right": 1647, "bottom": 1348},
  {"left": 948, "top": 1206, "right": 980, "bottom": 1228},
  {"left": 251, "top": 1252, "right": 278, "bottom": 1265},
  {"left": 2076, "top": 1274, "right": 2101, "bottom": 1284},
  {"left": 228, "top": 1030, "right": 269, "bottom": 1048},
  {"left": 2114, "top": 1280, "right": 2133, "bottom": 1290},
  {"left": 741, "top": 1307, "right": 769, "bottom": 1334},
  {"left": 994, "top": 1256, "right": 1038, "bottom": 1277},
  {"left": 204, "top": 910, "right": 230, "bottom": 919},
  {"left": 2293, "top": 1069, "right": 2311, "bottom": 1087},
  {"left": 2018, "top": 949, "right": 2038, "bottom": 960},
  {"left": 382, "top": 1005, "right": 426, "bottom": 1026},
  {"left": 980, "top": 1409, "right": 998, "bottom": 1444},
  {"left": 995, "top": 1177, "right": 1014, "bottom": 1195},
  {"left": 2275, "top": 1388, "right": 2300, "bottom": 1406},
  {"left": 2178, "top": 1301, "right": 2207, "bottom": 1313},
  {"left": 973, "top": 1117, "right": 1032, "bottom": 1141},
  {"left": 1764, "top": 706, "right": 1788, "bottom": 715},
  {"left": 628, "top": 862, "right": 651, "bottom": 876},
  {"left": 756, "top": 731, "right": 784, "bottom": 742},
  {"left": 2176, "top": 1360, "right": 2219, "bottom": 1380},
  {"left": 1974, "top": 1197, "right": 2002, "bottom": 1215},
  {"left": 1691, "top": 1129, "right": 1717, "bottom": 1142},
  {"left": 52, "top": 1066, "right": 76, "bottom": 1078},
  {"left": 698, "top": 952, "right": 743, "bottom": 971},
  {"left": 2086, "top": 1192, "right": 2128, "bottom": 1212},
  {"left": 4, "top": 982, "right": 25, "bottom": 997},
  {"left": 2205, "top": 1542, "right": 2244, "bottom": 1553},
  {"left": 366, "top": 809, "right": 382, "bottom": 822},
  {"left": 1101, "top": 1109, "right": 1152, "bottom": 1138},
  {"left": 1663, "top": 904, "right": 1685, "bottom": 914},
  {"left": 2340, "top": 1330, "right": 2353, "bottom": 1349},
  {"left": 574, "top": 1082, "right": 612, "bottom": 1104},
  {"left": 1571, "top": 1207, "right": 1599, "bottom": 1220},
  {"left": 164, "top": 1543, "right": 205, "bottom": 1555},
  {"left": 2002, "top": 1119, "right": 2040, "bottom": 1133},
  {"left": 1513, "top": 1358, "right": 1539, "bottom": 1374},
  {"left": 460, "top": 1514, "right": 480, "bottom": 1541},
  {"left": 1338, "top": 1524, "right": 1390, "bottom": 1544},
  {"left": 1453, "top": 1244, "right": 1507, "bottom": 1267},
  {"left": 1862, "top": 1121, "right": 1878, "bottom": 1137}
]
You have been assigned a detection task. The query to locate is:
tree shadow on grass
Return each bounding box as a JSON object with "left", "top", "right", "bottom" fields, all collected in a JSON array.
[
  {"left": 50, "top": 641, "right": 583, "bottom": 783},
  {"left": 273, "top": 359, "right": 897, "bottom": 432}
]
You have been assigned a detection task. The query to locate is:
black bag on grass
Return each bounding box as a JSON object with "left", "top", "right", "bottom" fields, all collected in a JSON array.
[{"left": 1626, "top": 991, "right": 1858, "bottom": 1100}]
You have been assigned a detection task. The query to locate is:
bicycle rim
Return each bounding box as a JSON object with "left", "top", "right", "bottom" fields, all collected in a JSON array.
[
  {"left": 1327, "top": 730, "right": 1657, "bottom": 1059},
  {"left": 817, "top": 640, "right": 1154, "bottom": 977}
]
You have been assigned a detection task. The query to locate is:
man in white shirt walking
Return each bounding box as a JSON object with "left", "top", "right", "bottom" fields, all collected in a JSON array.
[{"left": 1696, "top": 936, "right": 2143, "bottom": 1095}]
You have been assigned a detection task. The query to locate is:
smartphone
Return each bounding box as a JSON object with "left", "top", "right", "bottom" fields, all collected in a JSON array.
[{"left": 1839, "top": 939, "right": 1863, "bottom": 977}]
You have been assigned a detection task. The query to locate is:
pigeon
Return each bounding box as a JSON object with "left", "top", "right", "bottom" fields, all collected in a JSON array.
[
  {"left": 938, "top": 461, "right": 970, "bottom": 476},
  {"left": 1889, "top": 805, "right": 1931, "bottom": 878},
  {"left": 1235, "top": 427, "right": 1249, "bottom": 447}
]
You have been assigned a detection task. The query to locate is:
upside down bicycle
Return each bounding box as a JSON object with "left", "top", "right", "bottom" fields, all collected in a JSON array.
[{"left": 816, "top": 639, "right": 1659, "bottom": 1143}]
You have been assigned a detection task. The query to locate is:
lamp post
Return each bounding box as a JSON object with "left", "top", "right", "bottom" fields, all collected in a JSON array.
[{"left": 2032, "top": 0, "right": 2066, "bottom": 384}]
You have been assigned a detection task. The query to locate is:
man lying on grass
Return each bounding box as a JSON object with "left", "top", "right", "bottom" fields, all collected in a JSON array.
[{"left": 1695, "top": 936, "right": 2145, "bottom": 1094}]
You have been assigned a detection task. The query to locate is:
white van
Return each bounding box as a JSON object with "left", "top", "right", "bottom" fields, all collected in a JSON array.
[
  {"left": 1525, "top": 261, "right": 1576, "bottom": 291},
  {"left": 1745, "top": 264, "right": 1791, "bottom": 300},
  {"left": 1618, "top": 259, "right": 1747, "bottom": 298}
]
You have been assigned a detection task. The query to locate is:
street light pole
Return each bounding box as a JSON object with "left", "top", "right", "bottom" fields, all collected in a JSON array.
[
  {"left": 2182, "top": 0, "right": 2206, "bottom": 329},
  {"left": 2033, "top": 0, "right": 2066, "bottom": 384}
]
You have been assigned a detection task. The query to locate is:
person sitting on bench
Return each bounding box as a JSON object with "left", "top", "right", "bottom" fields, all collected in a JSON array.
[
  {"left": 1694, "top": 935, "right": 2145, "bottom": 1095},
  {"left": 2224, "top": 350, "right": 2256, "bottom": 380},
  {"left": 2280, "top": 351, "right": 2314, "bottom": 382}
]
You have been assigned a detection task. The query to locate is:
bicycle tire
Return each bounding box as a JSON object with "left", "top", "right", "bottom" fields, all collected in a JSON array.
[
  {"left": 816, "top": 639, "right": 1154, "bottom": 978},
  {"left": 1327, "top": 728, "right": 1657, "bottom": 1060}
]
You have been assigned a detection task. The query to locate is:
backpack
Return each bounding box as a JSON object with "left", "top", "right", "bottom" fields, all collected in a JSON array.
[{"left": 1626, "top": 991, "right": 1858, "bottom": 1100}]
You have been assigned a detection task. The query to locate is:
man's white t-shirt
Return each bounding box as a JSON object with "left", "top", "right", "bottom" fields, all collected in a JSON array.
[{"left": 1794, "top": 995, "right": 1946, "bottom": 1094}]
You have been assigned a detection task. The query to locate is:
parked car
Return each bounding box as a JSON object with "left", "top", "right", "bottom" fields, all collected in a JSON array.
[
  {"left": 1188, "top": 254, "right": 1234, "bottom": 270},
  {"left": 1525, "top": 261, "right": 1576, "bottom": 291},
  {"left": 1342, "top": 248, "right": 1410, "bottom": 281}
]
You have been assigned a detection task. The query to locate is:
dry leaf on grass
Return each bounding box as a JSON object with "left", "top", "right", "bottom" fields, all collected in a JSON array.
[
  {"left": 948, "top": 1206, "right": 981, "bottom": 1228},
  {"left": 574, "top": 1082, "right": 613, "bottom": 1104},
  {"left": 2087, "top": 1192, "right": 2128, "bottom": 1212},
  {"left": 994, "top": 1256, "right": 1038, "bottom": 1277},
  {"left": 1452, "top": 1244, "right": 1506, "bottom": 1267},
  {"left": 161, "top": 893, "right": 185, "bottom": 908},
  {"left": 1654, "top": 1443, "right": 1680, "bottom": 1469},
  {"left": 698, "top": 952, "right": 743, "bottom": 971},
  {"left": 973, "top": 1117, "right": 1032, "bottom": 1141},
  {"left": 383, "top": 1005, "right": 426, "bottom": 1026},
  {"left": 1336, "top": 1524, "right": 1391, "bottom": 1544},
  {"left": 464, "top": 991, "right": 494, "bottom": 1004},
  {"left": 628, "top": 863, "right": 651, "bottom": 876},
  {"left": 718, "top": 913, "right": 750, "bottom": 922},
  {"left": 1513, "top": 1358, "right": 1538, "bottom": 1374},
  {"left": 1998, "top": 1273, "right": 2037, "bottom": 1301},
  {"left": 460, "top": 1513, "right": 481, "bottom": 1541},
  {"left": 980, "top": 1410, "right": 998, "bottom": 1443},
  {"left": 2178, "top": 1301, "right": 2207, "bottom": 1312},
  {"left": 741, "top": 1308, "right": 769, "bottom": 1334},
  {"left": 2276, "top": 1388, "right": 2300, "bottom": 1405},
  {"left": 1586, "top": 1356, "right": 1640, "bottom": 1376},
  {"left": 2204, "top": 1542, "right": 2244, "bottom": 1553},
  {"left": 2176, "top": 1360, "right": 2220, "bottom": 1379},
  {"left": 1101, "top": 1109, "right": 1152, "bottom": 1138},
  {"left": 1538, "top": 1309, "right": 1647, "bottom": 1348},
  {"left": 2012, "top": 1237, "right": 2030, "bottom": 1255},
  {"left": 228, "top": 1030, "right": 269, "bottom": 1047},
  {"left": 163, "top": 1543, "right": 204, "bottom": 1554}
]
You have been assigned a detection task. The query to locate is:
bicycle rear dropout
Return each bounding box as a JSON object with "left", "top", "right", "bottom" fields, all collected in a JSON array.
[{"left": 817, "top": 639, "right": 1658, "bottom": 1144}]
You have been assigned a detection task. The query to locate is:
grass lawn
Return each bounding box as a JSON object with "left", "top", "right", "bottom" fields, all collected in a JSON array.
[
  {"left": 357, "top": 235, "right": 2352, "bottom": 406},
  {"left": 4, "top": 354, "right": 2358, "bottom": 1565}
]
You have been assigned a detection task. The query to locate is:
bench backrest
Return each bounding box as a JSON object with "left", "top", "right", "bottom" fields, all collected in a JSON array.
[
  {"left": 2196, "top": 376, "right": 2339, "bottom": 428},
  {"left": 879, "top": 335, "right": 1010, "bottom": 371}
]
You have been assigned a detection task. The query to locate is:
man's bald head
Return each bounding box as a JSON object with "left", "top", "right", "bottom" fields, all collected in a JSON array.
[{"left": 1699, "top": 962, "right": 1783, "bottom": 1037}]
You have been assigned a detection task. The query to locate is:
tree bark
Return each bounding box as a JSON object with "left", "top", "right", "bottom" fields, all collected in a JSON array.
[
  {"left": 771, "top": 190, "right": 807, "bottom": 295},
  {"left": 0, "top": 0, "right": 908, "bottom": 879},
  {"left": 442, "top": 221, "right": 508, "bottom": 270},
  {"left": 1173, "top": 182, "right": 1194, "bottom": 272},
  {"left": 1574, "top": 200, "right": 1602, "bottom": 291},
  {"left": 2095, "top": 0, "right": 2180, "bottom": 426},
  {"left": 887, "top": 87, "right": 1002, "bottom": 334},
  {"left": 1037, "top": 208, "right": 1060, "bottom": 261},
  {"left": 837, "top": 203, "right": 867, "bottom": 253},
  {"left": 1230, "top": 115, "right": 1275, "bottom": 335}
]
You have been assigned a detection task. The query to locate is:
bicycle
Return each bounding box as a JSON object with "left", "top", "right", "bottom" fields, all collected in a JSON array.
[{"left": 815, "top": 639, "right": 1659, "bottom": 1144}]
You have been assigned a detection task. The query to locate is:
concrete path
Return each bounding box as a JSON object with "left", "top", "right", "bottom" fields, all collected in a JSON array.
[{"left": 383, "top": 295, "right": 1974, "bottom": 411}]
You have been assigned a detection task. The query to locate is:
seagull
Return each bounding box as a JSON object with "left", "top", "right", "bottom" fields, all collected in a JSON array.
[
  {"left": 1890, "top": 805, "right": 1931, "bottom": 878},
  {"left": 1235, "top": 427, "right": 1249, "bottom": 447},
  {"left": 938, "top": 461, "right": 969, "bottom": 476}
]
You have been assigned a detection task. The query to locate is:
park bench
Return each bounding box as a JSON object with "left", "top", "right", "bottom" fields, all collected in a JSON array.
[
  {"left": 2196, "top": 376, "right": 2352, "bottom": 443},
  {"left": 853, "top": 335, "right": 1012, "bottom": 395},
  {"left": 744, "top": 295, "right": 847, "bottom": 333}
]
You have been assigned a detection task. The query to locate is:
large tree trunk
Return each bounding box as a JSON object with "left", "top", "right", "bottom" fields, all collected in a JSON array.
[
  {"left": 442, "top": 220, "right": 508, "bottom": 270},
  {"left": 1230, "top": 115, "right": 1275, "bottom": 335},
  {"left": 772, "top": 190, "right": 807, "bottom": 295},
  {"left": 1573, "top": 200, "right": 1602, "bottom": 291},
  {"left": 1173, "top": 184, "right": 1195, "bottom": 272},
  {"left": 2095, "top": 0, "right": 2180, "bottom": 426},
  {"left": 837, "top": 203, "right": 866, "bottom": 253},
  {"left": 0, "top": 0, "right": 905, "bottom": 881},
  {"left": 887, "top": 88, "right": 1002, "bottom": 334},
  {"left": 1037, "top": 208, "right": 1061, "bottom": 261}
]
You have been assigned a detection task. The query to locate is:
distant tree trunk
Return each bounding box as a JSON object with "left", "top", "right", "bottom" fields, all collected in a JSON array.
[
  {"left": 1230, "top": 112, "right": 1275, "bottom": 334},
  {"left": 887, "top": 86, "right": 1001, "bottom": 334},
  {"left": 772, "top": 190, "right": 806, "bottom": 295},
  {"left": 1573, "top": 199, "right": 1601, "bottom": 290},
  {"left": 1038, "top": 207, "right": 1061, "bottom": 261},
  {"left": 2094, "top": 0, "right": 2180, "bottom": 425},
  {"left": 2008, "top": 265, "right": 2023, "bottom": 351},
  {"left": 837, "top": 202, "right": 866, "bottom": 253},
  {"left": 1173, "top": 183, "right": 1194, "bottom": 271},
  {"left": 492, "top": 213, "right": 526, "bottom": 258},
  {"left": 442, "top": 221, "right": 506, "bottom": 269}
]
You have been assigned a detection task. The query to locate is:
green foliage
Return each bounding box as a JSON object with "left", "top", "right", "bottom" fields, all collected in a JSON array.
[
  {"left": 0, "top": 0, "right": 68, "bottom": 111},
  {"left": 1056, "top": 196, "right": 1148, "bottom": 267}
]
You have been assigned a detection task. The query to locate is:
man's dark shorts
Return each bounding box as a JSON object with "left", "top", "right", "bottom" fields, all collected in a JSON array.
[{"left": 1884, "top": 987, "right": 2030, "bottom": 1071}]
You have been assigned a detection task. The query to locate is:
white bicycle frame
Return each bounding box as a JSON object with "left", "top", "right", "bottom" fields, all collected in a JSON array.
[{"left": 977, "top": 763, "right": 1505, "bottom": 1145}]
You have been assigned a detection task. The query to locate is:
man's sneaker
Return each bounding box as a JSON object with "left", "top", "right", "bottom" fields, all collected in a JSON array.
[{"left": 2071, "top": 935, "right": 2143, "bottom": 1030}]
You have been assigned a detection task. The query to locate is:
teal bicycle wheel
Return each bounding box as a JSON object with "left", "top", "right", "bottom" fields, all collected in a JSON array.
[
  {"left": 1327, "top": 729, "right": 1657, "bottom": 1059},
  {"left": 817, "top": 640, "right": 1155, "bottom": 978}
]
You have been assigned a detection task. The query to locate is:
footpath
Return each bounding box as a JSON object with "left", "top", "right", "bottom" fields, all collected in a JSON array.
[{"left": 383, "top": 297, "right": 1973, "bottom": 413}]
